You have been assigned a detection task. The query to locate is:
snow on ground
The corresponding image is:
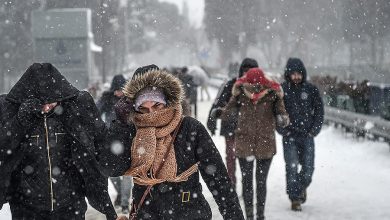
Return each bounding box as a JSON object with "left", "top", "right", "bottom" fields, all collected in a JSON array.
[{"left": 1, "top": 87, "right": 390, "bottom": 220}]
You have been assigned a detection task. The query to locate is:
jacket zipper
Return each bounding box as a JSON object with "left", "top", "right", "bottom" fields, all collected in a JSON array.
[{"left": 44, "top": 115, "right": 54, "bottom": 211}]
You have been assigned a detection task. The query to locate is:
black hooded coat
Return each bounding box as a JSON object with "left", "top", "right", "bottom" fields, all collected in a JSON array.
[
  {"left": 0, "top": 63, "right": 116, "bottom": 219},
  {"left": 97, "top": 74, "right": 126, "bottom": 128},
  {"left": 276, "top": 58, "right": 324, "bottom": 137}
]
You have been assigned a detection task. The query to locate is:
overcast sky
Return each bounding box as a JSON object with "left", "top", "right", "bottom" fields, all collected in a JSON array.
[{"left": 159, "top": 0, "right": 204, "bottom": 28}]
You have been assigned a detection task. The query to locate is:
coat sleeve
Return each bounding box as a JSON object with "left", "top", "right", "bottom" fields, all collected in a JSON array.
[
  {"left": 309, "top": 87, "right": 324, "bottom": 136},
  {"left": 275, "top": 95, "right": 292, "bottom": 136},
  {"left": 207, "top": 80, "right": 233, "bottom": 133},
  {"left": 99, "top": 119, "right": 134, "bottom": 177},
  {"left": 0, "top": 102, "right": 28, "bottom": 163},
  {"left": 195, "top": 121, "right": 245, "bottom": 220},
  {"left": 220, "top": 85, "right": 242, "bottom": 123}
]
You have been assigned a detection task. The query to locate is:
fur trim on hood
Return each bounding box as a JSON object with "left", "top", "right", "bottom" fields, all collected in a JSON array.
[{"left": 123, "top": 69, "right": 184, "bottom": 109}]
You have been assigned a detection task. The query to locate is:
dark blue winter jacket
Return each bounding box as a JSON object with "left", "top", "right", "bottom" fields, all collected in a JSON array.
[{"left": 276, "top": 58, "right": 324, "bottom": 137}]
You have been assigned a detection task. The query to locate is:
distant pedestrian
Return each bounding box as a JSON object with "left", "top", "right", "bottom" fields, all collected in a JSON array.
[
  {"left": 222, "top": 67, "right": 289, "bottom": 220},
  {"left": 276, "top": 58, "right": 324, "bottom": 211},
  {"left": 187, "top": 65, "right": 211, "bottom": 101},
  {"left": 97, "top": 74, "right": 133, "bottom": 214}
]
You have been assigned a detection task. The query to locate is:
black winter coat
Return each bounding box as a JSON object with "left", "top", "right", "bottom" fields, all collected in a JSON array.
[
  {"left": 276, "top": 79, "right": 324, "bottom": 137},
  {"left": 0, "top": 63, "right": 116, "bottom": 219},
  {"left": 103, "top": 116, "right": 244, "bottom": 220},
  {"left": 207, "top": 79, "right": 237, "bottom": 137},
  {"left": 96, "top": 91, "right": 120, "bottom": 128}
]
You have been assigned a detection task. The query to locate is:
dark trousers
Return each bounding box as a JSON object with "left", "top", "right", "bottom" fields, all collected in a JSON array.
[
  {"left": 238, "top": 157, "right": 272, "bottom": 219},
  {"left": 225, "top": 136, "right": 236, "bottom": 186},
  {"left": 10, "top": 200, "right": 87, "bottom": 220},
  {"left": 282, "top": 136, "right": 315, "bottom": 201}
]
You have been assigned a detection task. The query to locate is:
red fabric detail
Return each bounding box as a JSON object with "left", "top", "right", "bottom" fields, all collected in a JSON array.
[{"left": 235, "top": 68, "right": 280, "bottom": 91}]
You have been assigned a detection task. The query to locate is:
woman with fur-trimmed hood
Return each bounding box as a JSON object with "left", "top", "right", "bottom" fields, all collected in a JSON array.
[
  {"left": 104, "top": 69, "right": 244, "bottom": 220},
  {"left": 222, "top": 67, "right": 289, "bottom": 220}
]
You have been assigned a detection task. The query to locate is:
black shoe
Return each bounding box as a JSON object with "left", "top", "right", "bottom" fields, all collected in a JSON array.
[{"left": 291, "top": 201, "right": 302, "bottom": 211}]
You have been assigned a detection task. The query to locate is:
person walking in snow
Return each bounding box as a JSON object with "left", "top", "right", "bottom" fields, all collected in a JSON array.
[
  {"left": 103, "top": 68, "right": 244, "bottom": 220},
  {"left": 276, "top": 58, "right": 324, "bottom": 211},
  {"left": 0, "top": 63, "right": 117, "bottom": 219},
  {"left": 221, "top": 67, "right": 289, "bottom": 220},
  {"left": 187, "top": 65, "right": 211, "bottom": 101},
  {"left": 97, "top": 74, "right": 133, "bottom": 214},
  {"left": 207, "top": 58, "right": 259, "bottom": 189}
]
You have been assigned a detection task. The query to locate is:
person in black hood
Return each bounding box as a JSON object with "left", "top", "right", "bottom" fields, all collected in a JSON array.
[
  {"left": 97, "top": 74, "right": 133, "bottom": 214},
  {"left": 206, "top": 58, "right": 258, "bottom": 188},
  {"left": 0, "top": 63, "right": 117, "bottom": 220},
  {"left": 97, "top": 74, "right": 127, "bottom": 128},
  {"left": 276, "top": 58, "right": 324, "bottom": 212}
]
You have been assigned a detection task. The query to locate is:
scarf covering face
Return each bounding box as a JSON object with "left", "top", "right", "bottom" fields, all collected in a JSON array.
[
  {"left": 235, "top": 67, "right": 281, "bottom": 104},
  {"left": 125, "top": 105, "right": 199, "bottom": 186}
]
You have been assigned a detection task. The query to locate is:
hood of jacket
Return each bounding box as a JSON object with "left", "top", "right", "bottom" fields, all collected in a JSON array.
[
  {"left": 6, "top": 63, "right": 79, "bottom": 104},
  {"left": 123, "top": 69, "right": 184, "bottom": 113},
  {"left": 110, "top": 74, "right": 126, "bottom": 92},
  {"left": 284, "top": 57, "right": 307, "bottom": 83},
  {"left": 239, "top": 58, "right": 258, "bottom": 78}
]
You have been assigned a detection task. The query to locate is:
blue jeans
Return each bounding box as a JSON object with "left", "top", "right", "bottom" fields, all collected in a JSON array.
[{"left": 282, "top": 136, "right": 315, "bottom": 201}]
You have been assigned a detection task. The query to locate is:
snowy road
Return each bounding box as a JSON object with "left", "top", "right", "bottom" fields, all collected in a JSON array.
[{"left": 1, "top": 88, "right": 389, "bottom": 219}]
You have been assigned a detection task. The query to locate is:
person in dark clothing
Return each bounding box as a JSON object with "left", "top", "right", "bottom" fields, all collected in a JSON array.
[
  {"left": 276, "top": 58, "right": 324, "bottom": 212},
  {"left": 0, "top": 63, "right": 117, "bottom": 220},
  {"left": 171, "top": 67, "right": 198, "bottom": 118},
  {"left": 207, "top": 58, "right": 259, "bottom": 187},
  {"left": 97, "top": 74, "right": 127, "bottom": 128},
  {"left": 103, "top": 69, "right": 244, "bottom": 220},
  {"left": 97, "top": 74, "right": 132, "bottom": 214}
]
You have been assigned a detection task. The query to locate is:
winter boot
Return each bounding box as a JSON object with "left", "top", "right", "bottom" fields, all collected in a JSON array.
[{"left": 291, "top": 200, "right": 302, "bottom": 211}]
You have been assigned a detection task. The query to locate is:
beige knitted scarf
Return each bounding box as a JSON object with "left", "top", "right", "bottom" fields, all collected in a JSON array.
[{"left": 125, "top": 105, "right": 199, "bottom": 186}]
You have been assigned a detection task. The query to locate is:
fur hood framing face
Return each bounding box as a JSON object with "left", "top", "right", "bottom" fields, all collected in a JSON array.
[{"left": 123, "top": 69, "right": 185, "bottom": 109}]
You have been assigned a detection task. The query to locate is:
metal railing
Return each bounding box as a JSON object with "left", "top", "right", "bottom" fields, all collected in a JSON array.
[{"left": 325, "top": 106, "right": 390, "bottom": 146}]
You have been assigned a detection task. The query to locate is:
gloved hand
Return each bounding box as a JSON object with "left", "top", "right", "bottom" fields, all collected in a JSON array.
[
  {"left": 210, "top": 108, "right": 223, "bottom": 118},
  {"left": 17, "top": 98, "right": 42, "bottom": 127},
  {"left": 114, "top": 97, "right": 133, "bottom": 124},
  {"left": 276, "top": 114, "right": 290, "bottom": 128}
]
